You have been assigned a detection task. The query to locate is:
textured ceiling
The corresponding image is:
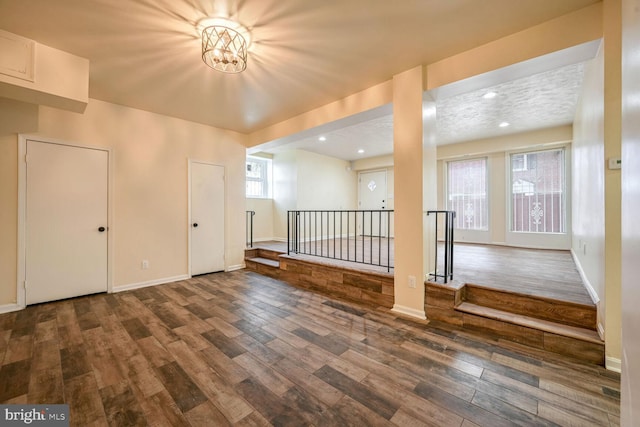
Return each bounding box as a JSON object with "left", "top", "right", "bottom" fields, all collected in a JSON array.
[
  {"left": 262, "top": 62, "right": 586, "bottom": 161},
  {"left": 0, "top": 0, "right": 599, "bottom": 134},
  {"left": 436, "top": 62, "right": 586, "bottom": 145}
]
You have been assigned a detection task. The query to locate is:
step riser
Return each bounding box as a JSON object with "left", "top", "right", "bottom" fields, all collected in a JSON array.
[
  {"left": 255, "top": 248, "right": 283, "bottom": 262},
  {"left": 464, "top": 285, "right": 596, "bottom": 330},
  {"left": 245, "top": 259, "right": 280, "bottom": 278},
  {"left": 425, "top": 282, "right": 603, "bottom": 366}
]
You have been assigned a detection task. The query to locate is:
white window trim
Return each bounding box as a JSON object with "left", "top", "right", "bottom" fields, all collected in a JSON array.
[
  {"left": 246, "top": 156, "right": 272, "bottom": 199},
  {"left": 445, "top": 156, "right": 491, "bottom": 243},
  {"left": 505, "top": 145, "right": 572, "bottom": 250}
]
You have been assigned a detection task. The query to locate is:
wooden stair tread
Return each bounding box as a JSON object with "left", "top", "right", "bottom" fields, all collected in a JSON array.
[
  {"left": 463, "top": 283, "right": 596, "bottom": 330},
  {"left": 247, "top": 257, "right": 280, "bottom": 268},
  {"left": 455, "top": 302, "right": 603, "bottom": 345}
]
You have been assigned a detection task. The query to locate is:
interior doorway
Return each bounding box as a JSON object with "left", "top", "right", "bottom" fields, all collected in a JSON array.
[
  {"left": 190, "top": 161, "right": 225, "bottom": 276},
  {"left": 358, "top": 170, "right": 388, "bottom": 236},
  {"left": 21, "top": 138, "right": 109, "bottom": 305}
]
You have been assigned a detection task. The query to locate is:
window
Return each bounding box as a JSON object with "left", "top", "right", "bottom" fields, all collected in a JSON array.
[
  {"left": 511, "top": 153, "right": 537, "bottom": 171},
  {"left": 510, "top": 148, "right": 565, "bottom": 233},
  {"left": 447, "top": 158, "right": 488, "bottom": 230},
  {"left": 246, "top": 156, "right": 272, "bottom": 198}
]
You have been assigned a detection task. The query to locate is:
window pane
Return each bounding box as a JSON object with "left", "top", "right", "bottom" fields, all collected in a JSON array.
[
  {"left": 510, "top": 149, "right": 565, "bottom": 233},
  {"left": 246, "top": 156, "right": 271, "bottom": 198},
  {"left": 447, "top": 158, "right": 488, "bottom": 230},
  {"left": 246, "top": 160, "right": 263, "bottom": 179}
]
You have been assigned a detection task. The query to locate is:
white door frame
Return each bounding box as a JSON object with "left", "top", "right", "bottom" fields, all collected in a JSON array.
[
  {"left": 187, "top": 159, "right": 226, "bottom": 276},
  {"left": 17, "top": 134, "right": 113, "bottom": 310}
]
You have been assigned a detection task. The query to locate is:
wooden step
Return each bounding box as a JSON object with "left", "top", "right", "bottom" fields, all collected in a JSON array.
[
  {"left": 248, "top": 257, "right": 280, "bottom": 268},
  {"left": 245, "top": 256, "right": 281, "bottom": 279},
  {"left": 464, "top": 284, "right": 596, "bottom": 330},
  {"left": 455, "top": 302, "right": 602, "bottom": 344},
  {"left": 455, "top": 302, "right": 604, "bottom": 365},
  {"left": 254, "top": 248, "right": 285, "bottom": 262}
]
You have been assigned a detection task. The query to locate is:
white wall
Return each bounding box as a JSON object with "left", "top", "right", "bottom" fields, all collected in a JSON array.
[
  {"left": 272, "top": 150, "right": 298, "bottom": 239},
  {"left": 296, "top": 150, "right": 357, "bottom": 210},
  {"left": 572, "top": 47, "right": 606, "bottom": 322},
  {"left": 621, "top": 0, "right": 640, "bottom": 423},
  {"left": 0, "top": 98, "right": 247, "bottom": 305},
  {"left": 245, "top": 198, "right": 275, "bottom": 242},
  {"left": 271, "top": 150, "right": 357, "bottom": 239}
]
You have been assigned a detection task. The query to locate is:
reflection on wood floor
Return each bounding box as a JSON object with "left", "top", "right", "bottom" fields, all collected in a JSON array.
[
  {"left": 0, "top": 270, "right": 619, "bottom": 426},
  {"left": 255, "top": 239, "right": 594, "bottom": 306},
  {"left": 438, "top": 243, "right": 593, "bottom": 306}
]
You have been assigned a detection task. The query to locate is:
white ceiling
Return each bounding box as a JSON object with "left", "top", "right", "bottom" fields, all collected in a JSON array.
[{"left": 0, "top": 0, "right": 599, "bottom": 135}]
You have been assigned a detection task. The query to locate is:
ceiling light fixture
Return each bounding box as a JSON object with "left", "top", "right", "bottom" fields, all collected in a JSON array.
[
  {"left": 499, "top": 122, "right": 510, "bottom": 128},
  {"left": 318, "top": 136, "right": 327, "bottom": 142},
  {"left": 358, "top": 149, "right": 365, "bottom": 154},
  {"left": 199, "top": 18, "right": 249, "bottom": 73},
  {"left": 483, "top": 91, "right": 497, "bottom": 99}
]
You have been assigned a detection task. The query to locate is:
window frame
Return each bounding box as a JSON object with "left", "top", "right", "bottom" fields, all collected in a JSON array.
[
  {"left": 508, "top": 147, "right": 567, "bottom": 235},
  {"left": 245, "top": 155, "right": 272, "bottom": 199},
  {"left": 445, "top": 156, "right": 489, "bottom": 232}
]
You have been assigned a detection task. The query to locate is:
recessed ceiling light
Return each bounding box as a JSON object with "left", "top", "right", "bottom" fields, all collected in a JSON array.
[
  {"left": 357, "top": 149, "right": 365, "bottom": 154},
  {"left": 318, "top": 136, "right": 326, "bottom": 142},
  {"left": 499, "top": 122, "right": 510, "bottom": 128},
  {"left": 483, "top": 91, "right": 497, "bottom": 99}
]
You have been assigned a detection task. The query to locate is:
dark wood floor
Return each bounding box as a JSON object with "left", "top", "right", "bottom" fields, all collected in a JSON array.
[
  {"left": 0, "top": 270, "right": 619, "bottom": 426},
  {"left": 256, "top": 240, "right": 593, "bottom": 305}
]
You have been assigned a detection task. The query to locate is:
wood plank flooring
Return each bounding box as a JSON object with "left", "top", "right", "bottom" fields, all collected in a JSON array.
[
  {"left": 0, "top": 270, "right": 619, "bottom": 426},
  {"left": 255, "top": 240, "right": 593, "bottom": 305}
]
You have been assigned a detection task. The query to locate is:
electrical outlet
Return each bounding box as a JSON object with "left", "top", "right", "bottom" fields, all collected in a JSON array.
[
  {"left": 142, "top": 260, "right": 149, "bottom": 269},
  {"left": 408, "top": 275, "right": 416, "bottom": 288}
]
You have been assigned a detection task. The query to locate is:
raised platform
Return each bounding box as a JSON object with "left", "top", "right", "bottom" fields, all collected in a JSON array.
[
  {"left": 425, "top": 281, "right": 603, "bottom": 365},
  {"left": 245, "top": 247, "right": 393, "bottom": 308},
  {"left": 245, "top": 244, "right": 604, "bottom": 365}
]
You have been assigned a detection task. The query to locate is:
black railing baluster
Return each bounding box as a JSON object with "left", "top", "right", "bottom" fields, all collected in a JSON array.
[
  {"left": 286, "top": 210, "right": 394, "bottom": 270},
  {"left": 246, "top": 210, "right": 255, "bottom": 248},
  {"left": 378, "top": 211, "right": 382, "bottom": 265},
  {"left": 387, "top": 212, "right": 391, "bottom": 272},
  {"left": 426, "top": 210, "right": 455, "bottom": 283},
  {"left": 369, "top": 210, "right": 373, "bottom": 265},
  {"left": 361, "top": 211, "right": 365, "bottom": 264},
  {"left": 289, "top": 211, "right": 292, "bottom": 254},
  {"left": 333, "top": 211, "right": 336, "bottom": 259}
]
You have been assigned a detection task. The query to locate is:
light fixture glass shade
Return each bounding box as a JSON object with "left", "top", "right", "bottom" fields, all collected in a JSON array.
[{"left": 202, "top": 26, "right": 247, "bottom": 73}]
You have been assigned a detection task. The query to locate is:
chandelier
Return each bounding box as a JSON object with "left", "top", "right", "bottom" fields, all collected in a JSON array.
[{"left": 201, "top": 24, "right": 248, "bottom": 73}]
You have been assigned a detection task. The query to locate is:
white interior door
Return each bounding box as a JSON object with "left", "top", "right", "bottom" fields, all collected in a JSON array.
[
  {"left": 358, "top": 170, "right": 388, "bottom": 236},
  {"left": 190, "top": 162, "right": 225, "bottom": 275},
  {"left": 26, "top": 140, "right": 108, "bottom": 305}
]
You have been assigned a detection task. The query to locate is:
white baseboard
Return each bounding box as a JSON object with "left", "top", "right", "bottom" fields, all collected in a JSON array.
[
  {"left": 226, "top": 264, "right": 245, "bottom": 272},
  {"left": 391, "top": 304, "right": 426, "bottom": 320},
  {"left": 606, "top": 356, "right": 622, "bottom": 373},
  {"left": 597, "top": 323, "right": 605, "bottom": 341},
  {"left": 570, "top": 249, "right": 600, "bottom": 304},
  {"left": 0, "top": 303, "right": 23, "bottom": 314},
  {"left": 113, "top": 274, "right": 190, "bottom": 293}
]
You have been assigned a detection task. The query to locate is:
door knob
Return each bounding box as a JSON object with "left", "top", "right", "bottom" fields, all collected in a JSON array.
[
  {"left": 193, "top": 223, "right": 198, "bottom": 228},
  {"left": 98, "top": 227, "right": 106, "bottom": 232}
]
